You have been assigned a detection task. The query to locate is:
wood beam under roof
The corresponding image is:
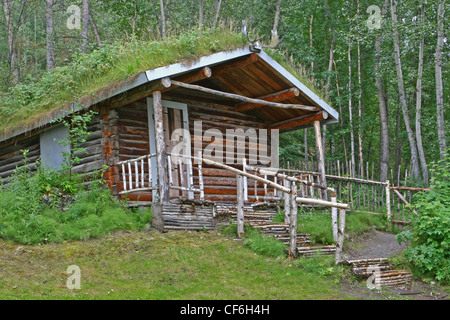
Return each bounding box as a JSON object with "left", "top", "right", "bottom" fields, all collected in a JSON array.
[
  {"left": 169, "top": 80, "right": 320, "bottom": 113},
  {"left": 271, "top": 111, "right": 328, "bottom": 131},
  {"left": 235, "top": 87, "right": 301, "bottom": 112}
]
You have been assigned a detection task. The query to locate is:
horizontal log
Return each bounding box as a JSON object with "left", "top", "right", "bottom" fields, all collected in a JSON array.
[
  {"left": 170, "top": 80, "right": 320, "bottom": 113},
  {"left": 270, "top": 111, "right": 325, "bottom": 131},
  {"left": 390, "top": 186, "right": 430, "bottom": 191},
  {"left": 296, "top": 197, "right": 349, "bottom": 209},
  {"left": 235, "top": 88, "right": 301, "bottom": 112}
]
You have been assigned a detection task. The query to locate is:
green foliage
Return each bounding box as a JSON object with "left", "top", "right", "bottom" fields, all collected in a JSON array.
[
  {"left": 0, "top": 155, "right": 152, "bottom": 245},
  {"left": 221, "top": 223, "right": 287, "bottom": 258},
  {"left": 397, "top": 156, "right": 450, "bottom": 283},
  {"left": 296, "top": 210, "right": 385, "bottom": 245},
  {"left": 52, "top": 110, "right": 98, "bottom": 175}
]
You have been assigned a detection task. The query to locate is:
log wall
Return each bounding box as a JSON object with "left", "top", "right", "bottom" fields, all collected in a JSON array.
[
  {"left": 188, "top": 103, "right": 274, "bottom": 202},
  {"left": 0, "top": 135, "right": 41, "bottom": 185},
  {"left": 116, "top": 100, "right": 153, "bottom": 202}
]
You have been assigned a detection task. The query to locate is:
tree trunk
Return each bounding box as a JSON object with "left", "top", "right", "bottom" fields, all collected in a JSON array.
[
  {"left": 435, "top": 0, "right": 447, "bottom": 159},
  {"left": 80, "top": 0, "right": 90, "bottom": 52},
  {"left": 198, "top": 0, "right": 203, "bottom": 31},
  {"left": 356, "top": 0, "right": 364, "bottom": 177},
  {"left": 271, "top": 0, "right": 282, "bottom": 45},
  {"left": 416, "top": 3, "right": 429, "bottom": 186},
  {"left": 213, "top": 0, "right": 223, "bottom": 28},
  {"left": 45, "top": 0, "right": 55, "bottom": 71},
  {"left": 3, "top": 0, "right": 19, "bottom": 87},
  {"left": 375, "top": 0, "right": 390, "bottom": 182},
  {"left": 309, "top": 15, "right": 314, "bottom": 80},
  {"left": 159, "top": 0, "right": 166, "bottom": 39},
  {"left": 348, "top": 37, "right": 356, "bottom": 177},
  {"left": 89, "top": 8, "right": 102, "bottom": 48},
  {"left": 390, "top": 0, "right": 421, "bottom": 183},
  {"left": 333, "top": 58, "right": 349, "bottom": 167}
]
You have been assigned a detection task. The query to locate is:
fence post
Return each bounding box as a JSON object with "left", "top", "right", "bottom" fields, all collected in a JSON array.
[
  {"left": 236, "top": 174, "right": 245, "bottom": 238},
  {"left": 289, "top": 183, "right": 298, "bottom": 258},
  {"left": 284, "top": 178, "right": 291, "bottom": 224},
  {"left": 385, "top": 180, "right": 391, "bottom": 225},
  {"left": 331, "top": 192, "right": 338, "bottom": 242},
  {"left": 335, "top": 208, "right": 346, "bottom": 265}
]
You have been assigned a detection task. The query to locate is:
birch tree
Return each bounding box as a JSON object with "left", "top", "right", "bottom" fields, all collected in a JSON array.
[
  {"left": 435, "top": 0, "right": 447, "bottom": 159},
  {"left": 45, "top": 0, "right": 55, "bottom": 71},
  {"left": 375, "top": 0, "right": 390, "bottom": 182},
  {"left": 80, "top": 0, "right": 90, "bottom": 52},
  {"left": 415, "top": 3, "right": 429, "bottom": 186},
  {"left": 390, "top": 0, "right": 421, "bottom": 183}
]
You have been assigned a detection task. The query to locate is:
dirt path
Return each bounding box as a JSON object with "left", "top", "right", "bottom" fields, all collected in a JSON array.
[
  {"left": 343, "top": 228, "right": 407, "bottom": 261},
  {"left": 340, "top": 228, "right": 449, "bottom": 300}
]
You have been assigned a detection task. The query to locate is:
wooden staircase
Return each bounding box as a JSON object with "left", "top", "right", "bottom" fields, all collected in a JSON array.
[
  {"left": 345, "top": 258, "right": 413, "bottom": 287},
  {"left": 221, "top": 202, "right": 336, "bottom": 257}
]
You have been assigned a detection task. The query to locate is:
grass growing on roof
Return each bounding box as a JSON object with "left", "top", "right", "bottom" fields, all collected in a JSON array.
[{"left": 0, "top": 29, "right": 247, "bottom": 137}]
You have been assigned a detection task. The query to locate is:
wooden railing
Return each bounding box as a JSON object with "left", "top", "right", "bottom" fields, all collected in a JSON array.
[
  {"left": 118, "top": 152, "right": 350, "bottom": 263},
  {"left": 166, "top": 152, "right": 205, "bottom": 201},
  {"left": 118, "top": 154, "right": 158, "bottom": 195}
]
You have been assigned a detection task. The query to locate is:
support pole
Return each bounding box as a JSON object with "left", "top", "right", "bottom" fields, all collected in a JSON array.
[
  {"left": 335, "top": 208, "right": 346, "bottom": 265},
  {"left": 314, "top": 120, "right": 328, "bottom": 200},
  {"left": 153, "top": 91, "right": 169, "bottom": 204},
  {"left": 386, "top": 180, "right": 391, "bottom": 225},
  {"left": 331, "top": 192, "right": 338, "bottom": 242},
  {"left": 289, "top": 183, "right": 298, "bottom": 258},
  {"left": 236, "top": 174, "right": 245, "bottom": 238},
  {"left": 284, "top": 178, "right": 291, "bottom": 223}
]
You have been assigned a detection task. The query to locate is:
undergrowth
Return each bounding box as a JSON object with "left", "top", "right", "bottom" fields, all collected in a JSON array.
[{"left": 0, "top": 159, "right": 151, "bottom": 245}]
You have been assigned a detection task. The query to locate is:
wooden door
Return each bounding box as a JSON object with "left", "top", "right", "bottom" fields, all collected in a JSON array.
[{"left": 147, "top": 99, "right": 192, "bottom": 200}]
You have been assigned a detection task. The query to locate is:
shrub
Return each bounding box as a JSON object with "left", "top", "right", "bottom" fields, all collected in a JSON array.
[
  {"left": 0, "top": 160, "right": 152, "bottom": 245},
  {"left": 397, "top": 156, "right": 450, "bottom": 283}
]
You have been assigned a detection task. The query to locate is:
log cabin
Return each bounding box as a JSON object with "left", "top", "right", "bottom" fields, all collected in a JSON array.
[{"left": 0, "top": 44, "right": 340, "bottom": 232}]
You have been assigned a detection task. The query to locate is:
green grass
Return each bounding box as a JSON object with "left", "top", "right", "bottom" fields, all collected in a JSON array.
[
  {"left": 0, "top": 230, "right": 352, "bottom": 300},
  {"left": 0, "top": 166, "right": 152, "bottom": 245},
  {"left": 0, "top": 29, "right": 248, "bottom": 138}
]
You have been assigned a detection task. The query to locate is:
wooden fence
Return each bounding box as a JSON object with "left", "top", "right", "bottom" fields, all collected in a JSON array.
[{"left": 281, "top": 159, "right": 430, "bottom": 225}]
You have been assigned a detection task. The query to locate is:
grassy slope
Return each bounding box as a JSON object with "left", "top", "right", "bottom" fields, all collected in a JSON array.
[{"left": 0, "top": 230, "right": 350, "bottom": 300}]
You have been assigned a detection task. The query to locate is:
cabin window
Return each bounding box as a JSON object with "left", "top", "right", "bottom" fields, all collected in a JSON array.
[{"left": 40, "top": 125, "right": 70, "bottom": 170}]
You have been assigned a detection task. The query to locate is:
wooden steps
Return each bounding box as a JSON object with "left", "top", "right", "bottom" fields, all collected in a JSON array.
[
  {"left": 245, "top": 213, "right": 336, "bottom": 257},
  {"left": 345, "top": 258, "right": 413, "bottom": 287}
]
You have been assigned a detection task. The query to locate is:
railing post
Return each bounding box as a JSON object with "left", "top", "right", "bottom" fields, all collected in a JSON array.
[
  {"left": 386, "top": 180, "right": 391, "bottom": 226},
  {"left": 198, "top": 151, "right": 205, "bottom": 201},
  {"left": 289, "top": 183, "right": 298, "bottom": 258},
  {"left": 335, "top": 208, "right": 346, "bottom": 265},
  {"left": 284, "top": 178, "right": 291, "bottom": 224},
  {"left": 153, "top": 91, "right": 169, "bottom": 204},
  {"left": 236, "top": 174, "right": 245, "bottom": 238},
  {"left": 331, "top": 192, "right": 338, "bottom": 242}
]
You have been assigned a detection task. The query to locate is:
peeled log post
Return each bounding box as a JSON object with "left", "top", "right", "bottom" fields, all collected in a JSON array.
[
  {"left": 153, "top": 91, "right": 169, "bottom": 204},
  {"left": 284, "top": 178, "right": 291, "bottom": 224},
  {"left": 236, "top": 174, "right": 245, "bottom": 238},
  {"left": 314, "top": 120, "right": 327, "bottom": 201},
  {"left": 386, "top": 180, "right": 392, "bottom": 225},
  {"left": 335, "top": 208, "right": 346, "bottom": 265},
  {"left": 331, "top": 192, "right": 338, "bottom": 242},
  {"left": 289, "top": 183, "right": 298, "bottom": 258}
]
